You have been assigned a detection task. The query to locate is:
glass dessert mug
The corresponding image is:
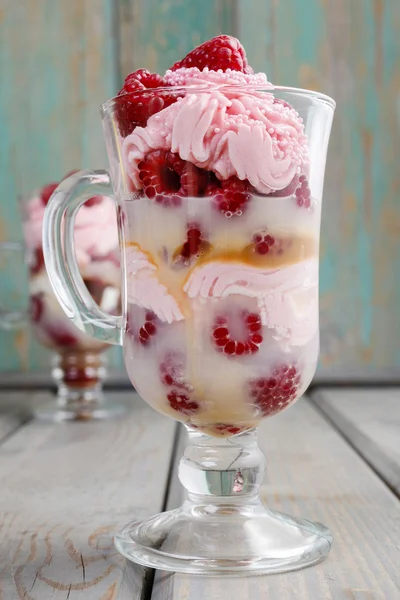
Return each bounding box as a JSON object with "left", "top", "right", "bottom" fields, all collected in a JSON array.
[
  {"left": 0, "top": 180, "right": 124, "bottom": 422},
  {"left": 25, "top": 183, "right": 124, "bottom": 421},
  {"left": 44, "top": 82, "right": 335, "bottom": 574}
]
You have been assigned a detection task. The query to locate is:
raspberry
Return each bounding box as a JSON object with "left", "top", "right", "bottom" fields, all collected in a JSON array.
[
  {"left": 84, "top": 195, "right": 103, "bottom": 208},
  {"left": 160, "top": 351, "right": 200, "bottom": 416},
  {"left": 40, "top": 182, "right": 59, "bottom": 205},
  {"left": 249, "top": 364, "right": 301, "bottom": 417},
  {"left": 124, "top": 69, "right": 165, "bottom": 90},
  {"left": 116, "top": 70, "right": 176, "bottom": 137},
  {"left": 190, "top": 423, "right": 247, "bottom": 436},
  {"left": 214, "top": 424, "right": 243, "bottom": 435},
  {"left": 249, "top": 230, "right": 293, "bottom": 259},
  {"left": 116, "top": 91, "right": 167, "bottom": 137},
  {"left": 273, "top": 173, "right": 311, "bottom": 209},
  {"left": 30, "top": 294, "right": 43, "bottom": 323},
  {"left": 212, "top": 312, "right": 263, "bottom": 356},
  {"left": 47, "top": 326, "right": 78, "bottom": 348},
  {"left": 171, "top": 35, "right": 253, "bottom": 74},
  {"left": 253, "top": 231, "right": 275, "bottom": 255},
  {"left": 294, "top": 174, "right": 311, "bottom": 208},
  {"left": 138, "top": 311, "right": 158, "bottom": 345},
  {"left": 126, "top": 308, "right": 159, "bottom": 346},
  {"left": 30, "top": 248, "right": 44, "bottom": 275},
  {"left": 138, "top": 151, "right": 207, "bottom": 206},
  {"left": 138, "top": 150, "right": 183, "bottom": 204},
  {"left": 181, "top": 226, "right": 202, "bottom": 259},
  {"left": 173, "top": 224, "right": 211, "bottom": 266},
  {"left": 159, "top": 351, "right": 191, "bottom": 391},
  {"left": 167, "top": 390, "right": 199, "bottom": 415},
  {"left": 206, "top": 176, "right": 251, "bottom": 217}
]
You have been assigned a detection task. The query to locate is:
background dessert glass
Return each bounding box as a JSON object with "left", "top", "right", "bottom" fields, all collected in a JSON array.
[
  {"left": 43, "top": 86, "right": 335, "bottom": 574},
  {"left": 0, "top": 185, "right": 126, "bottom": 422}
]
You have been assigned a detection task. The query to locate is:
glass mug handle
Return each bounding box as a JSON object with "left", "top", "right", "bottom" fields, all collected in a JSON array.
[
  {"left": 43, "top": 170, "right": 123, "bottom": 346},
  {"left": 0, "top": 241, "right": 28, "bottom": 330}
]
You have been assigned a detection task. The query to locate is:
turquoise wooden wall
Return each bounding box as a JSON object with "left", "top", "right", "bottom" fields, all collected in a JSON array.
[{"left": 0, "top": 0, "right": 399, "bottom": 378}]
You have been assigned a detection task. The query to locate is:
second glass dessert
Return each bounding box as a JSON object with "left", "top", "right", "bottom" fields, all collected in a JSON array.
[{"left": 22, "top": 177, "right": 124, "bottom": 421}]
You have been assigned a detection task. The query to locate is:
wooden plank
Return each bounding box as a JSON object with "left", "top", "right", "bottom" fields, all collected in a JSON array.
[
  {"left": 237, "top": 0, "right": 400, "bottom": 377},
  {"left": 150, "top": 397, "right": 400, "bottom": 599},
  {"left": 0, "top": 0, "right": 123, "bottom": 373},
  {"left": 0, "top": 391, "right": 177, "bottom": 599},
  {"left": 118, "top": 0, "right": 235, "bottom": 77},
  {"left": 312, "top": 387, "right": 400, "bottom": 498}
]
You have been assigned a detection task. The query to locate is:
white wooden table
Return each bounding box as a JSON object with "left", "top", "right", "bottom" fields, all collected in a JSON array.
[{"left": 0, "top": 388, "right": 399, "bottom": 599}]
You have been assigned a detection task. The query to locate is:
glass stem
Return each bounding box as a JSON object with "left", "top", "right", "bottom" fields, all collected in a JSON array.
[
  {"left": 52, "top": 350, "right": 107, "bottom": 407},
  {"left": 179, "top": 428, "right": 266, "bottom": 506}
]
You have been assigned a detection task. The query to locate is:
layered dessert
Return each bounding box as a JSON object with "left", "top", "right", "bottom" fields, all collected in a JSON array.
[
  {"left": 116, "top": 36, "right": 320, "bottom": 436},
  {"left": 23, "top": 175, "right": 120, "bottom": 354}
]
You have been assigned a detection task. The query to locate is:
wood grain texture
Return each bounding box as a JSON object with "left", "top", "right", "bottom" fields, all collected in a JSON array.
[
  {"left": 151, "top": 397, "right": 400, "bottom": 599},
  {"left": 238, "top": 0, "right": 400, "bottom": 376},
  {"left": 0, "top": 0, "right": 122, "bottom": 372},
  {"left": 313, "top": 387, "right": 400, "bottom": 498},
  {"left": 0, "top": 391, "right": 176, "bottom": 599}
]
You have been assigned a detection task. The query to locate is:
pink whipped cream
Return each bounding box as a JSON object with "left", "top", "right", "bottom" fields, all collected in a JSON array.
[
  {"left": 126, "top": 245, "right": 184, "bottom": 323},
  {"left": 184, "top": 258, "right": 318, "bottom": 347},
  {"left": 123, "top": 67, "right": 308, "bottom": 194},
  {"left": 164, "top": 67, "right": 269, "bottom": 88},
  {"left": 24, "top": 195, "right": 119, "bottom": 266}
]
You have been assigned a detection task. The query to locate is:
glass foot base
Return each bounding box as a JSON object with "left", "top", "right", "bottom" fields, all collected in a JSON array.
[
  {"left": 35, "top": 398, "right": 128, "bottom": 422},
  {"left": 114, "top": 501, "right": 333, "bottom": 575}
]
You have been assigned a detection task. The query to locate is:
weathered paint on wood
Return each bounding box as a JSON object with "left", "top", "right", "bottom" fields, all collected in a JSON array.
[
  {"left": 151, "top": 397, "right": 400, "bottom": 599},
  {"left": 238, "top": 0, "right": 400, "bottom": 375},
  {"left": 0, "top": 391, "right": 176, "bottom": 599},
  {"left": 1, "top": 0, "right": 399, "bottom": 377},
  {"left": 313, "top": 387, "right": 400, "bottom": 497}
]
